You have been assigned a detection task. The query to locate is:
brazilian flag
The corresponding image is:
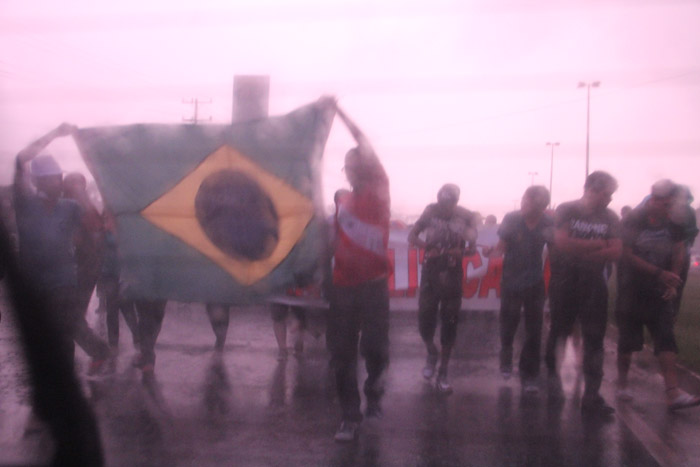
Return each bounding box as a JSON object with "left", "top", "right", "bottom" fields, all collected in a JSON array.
[{"left": 75, "top": 101, "right": 335, "bottom": 304}]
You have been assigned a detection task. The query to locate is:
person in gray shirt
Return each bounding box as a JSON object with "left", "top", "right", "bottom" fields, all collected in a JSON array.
[
  {"left": 544, "top": 171, "right": 622, "bottom": 418},
  {"left": 488, "top": 186, "right": 553, "bottom": 393}
]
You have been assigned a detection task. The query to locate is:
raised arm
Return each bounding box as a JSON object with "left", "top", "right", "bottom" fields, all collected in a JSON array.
[
  {"left": 336, "top": 103, "right": 381, "bottom": 176},
  {"left": 14, "top": 123, "right": 77, "bottom": 193},
  {"left": 336, "top": 103, "right": 376, "bottom": 152},
  {"left": 16, "top": 123, "right": 77, "bottom": 166}
]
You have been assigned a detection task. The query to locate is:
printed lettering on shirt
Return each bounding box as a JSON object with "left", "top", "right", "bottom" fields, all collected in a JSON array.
[
  {"left": 337, "top": 205, "right": 387, "bottom": 256},
  {"left": 569, "top": 219, "right": 609, "bottom": 239}
]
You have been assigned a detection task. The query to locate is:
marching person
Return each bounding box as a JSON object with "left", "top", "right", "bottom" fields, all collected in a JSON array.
[
  {"left": 544, "top": 171, "right": 622, "bottom": 418},
  {"left": 488, "top": 185, "right": 553, "bottom": 393},
  {"left": 96, "top": 210, "right": 140, "bottom": 352},
  {"left": 62, "top": 171, "right": 113, "bottom": 373},
  {"left": 324, "top": 98, "right": 392, "bottom": 442},
  {"left": 14, "top": 124, "right": 110, "bottom": 376},
  {"left": 615, "top": 180, "right": 700, "bottom": 410},
  {"left": 408, "top": 183, "right": 476, "bottom": 394}
]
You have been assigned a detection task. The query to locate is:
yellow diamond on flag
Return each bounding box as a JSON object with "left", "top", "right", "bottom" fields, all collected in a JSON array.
[{"left": 141, "top": 145, "right": 314, "bottom": 285}]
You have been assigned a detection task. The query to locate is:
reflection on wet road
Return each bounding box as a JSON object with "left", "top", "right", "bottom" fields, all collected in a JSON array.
[{"left": 2, "top": 302, "right": 699, "bottom": 465}]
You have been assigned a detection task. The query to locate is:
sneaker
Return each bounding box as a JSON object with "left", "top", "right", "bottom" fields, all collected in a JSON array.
[
  {"left": 423, "top": 358, "right": 438, "bottom": 380},
  {"left": 366, "top": 401, "right": 382, "bottom": 419},
  {"left": 500, "top": 361, "right": 513, "bottom": 378},
  {"left": 334, "top": 420, "right": 359, "bottom": 442},
  {"left": 23, "top": 411, "right": 46, "bottom": 437},
  {"left": 436, "top": 375, "right": 453, "bottom": 395},
  {"left": 87, "top": 359, "right": 107, "bottom": 378},
  {"left": 131, "top": 353, "right": 145, "bottom": 368},
  {"left": 132, "top": 354, "right": 154, "bottom": 373},
  {"left": 141, "top": 364, "right": 155, "bottom": 384},
  {"left": 615, "top": 387, "right": 633, "bottom": 402},
  {"left": 523, "top": 381, "right": 539, "bottom": 395},
  {"left": 581, "top": 395, "right": 615, "bottom": 417}
]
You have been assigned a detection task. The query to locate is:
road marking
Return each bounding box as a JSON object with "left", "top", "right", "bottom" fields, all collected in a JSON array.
[{"left": 616, "top": 405, "right": 684, "bottom": 467}]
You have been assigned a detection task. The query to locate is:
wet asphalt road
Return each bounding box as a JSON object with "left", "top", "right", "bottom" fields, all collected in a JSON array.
[{"left": 1, "top": 294, "right": 700, "bottom": 466}]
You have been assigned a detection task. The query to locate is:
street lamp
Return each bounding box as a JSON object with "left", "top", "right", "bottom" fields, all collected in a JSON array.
[
  {"left": 528, "top": 171, "right": 538, "bottom": 186},
  {"left": 578, "top": 81, "right": 600, "bottom": 178},
  {"left": 546, "top": 141, "right": 560, "bottom": 207}
]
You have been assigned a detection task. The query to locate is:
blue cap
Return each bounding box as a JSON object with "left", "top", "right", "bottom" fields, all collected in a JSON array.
[{"left": 31, "top": 155, "right": 62, "bottom": 177}]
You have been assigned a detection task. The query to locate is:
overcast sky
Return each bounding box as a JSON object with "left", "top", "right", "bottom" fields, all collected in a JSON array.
[{"left": 1, "top": 0, "right": 699, "bottom": 220}]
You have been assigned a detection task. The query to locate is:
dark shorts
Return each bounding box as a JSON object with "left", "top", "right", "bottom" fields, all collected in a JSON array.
[
  {"left": 548, "top": 272, "right": 608, "bottom": 339},
  {"left": 616, "top": 289, "right": 677, "bottom": 355}
]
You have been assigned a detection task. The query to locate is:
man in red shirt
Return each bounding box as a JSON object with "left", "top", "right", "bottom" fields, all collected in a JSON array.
[
  {"left": 325, "top": 99, "right": 391, "bottom": 442},
  {"left": 62, "top": 172, "right": 112, "bottom": 375}
]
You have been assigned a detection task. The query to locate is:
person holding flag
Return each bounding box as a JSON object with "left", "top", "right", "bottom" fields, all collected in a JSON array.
[
  {"left": 325, "top": 98, "right": 392, "bottom": 442},
  {"left": 14, "top": 124, "right": 111, "bottom": 375}
]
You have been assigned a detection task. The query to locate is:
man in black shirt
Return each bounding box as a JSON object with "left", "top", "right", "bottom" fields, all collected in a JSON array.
[
  {"left": 489, "top": 186, "right": 553, "bottom": 393},
  {"left": 615, "top": 180, "right": 700, "bottom": 410},
  {"left": 408, "top": 184, "right": 476, "bottom": 394},
  {"left": 544, "top": 171, "right": 622, "bottom": 418}
]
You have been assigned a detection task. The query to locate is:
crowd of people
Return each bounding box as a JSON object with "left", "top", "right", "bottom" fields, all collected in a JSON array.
[{"left": 4, "top": 98, "right": 700, "bottom": 447}]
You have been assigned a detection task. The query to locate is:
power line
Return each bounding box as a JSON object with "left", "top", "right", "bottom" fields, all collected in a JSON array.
[
  {"left": 182, "top": 98, "right": 212, "bottom": 124},
  {"left": 381, "top": 70, "right": 700, "bottom": 138}
]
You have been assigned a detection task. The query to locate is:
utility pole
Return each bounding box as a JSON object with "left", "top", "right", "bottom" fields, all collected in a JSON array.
[
  {"left": 182, "top": 98, "right": 212, "bottom": 124},
  {"left": 578, "top": 81, "right": 600, "bottom": 178},
  {"left": 546, "top": 142, "right": 560, "bottom": 207}
]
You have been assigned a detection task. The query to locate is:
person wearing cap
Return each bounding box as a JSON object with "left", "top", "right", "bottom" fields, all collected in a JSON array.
[
  {"left": 13, "top": 123, "right": 110, "bottom": 376},
  {"left": 544, "top": 171, "right": 622, "bottom": 418},
  {"left": 408, "top": 183, "right": 477, "bottom": 394},
  {"left": 615, "top": 180, "right": 700, "bottom": 410},
  {"left": 324, "top": 98, "right": 392, "bottom": 443},
  {"left": 487, "top": 185, "right": 553, "bottom": 393}
]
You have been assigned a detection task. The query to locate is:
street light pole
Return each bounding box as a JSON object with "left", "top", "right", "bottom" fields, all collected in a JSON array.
[
  {"left": 528, "top": 171, "right": 538, "bottom": 186},
  {"left": 546, "top": 142, "right": 560, "bottom": 207},
  {"left": 578, "top": 81, "right": 600, "bottom": 178}
]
